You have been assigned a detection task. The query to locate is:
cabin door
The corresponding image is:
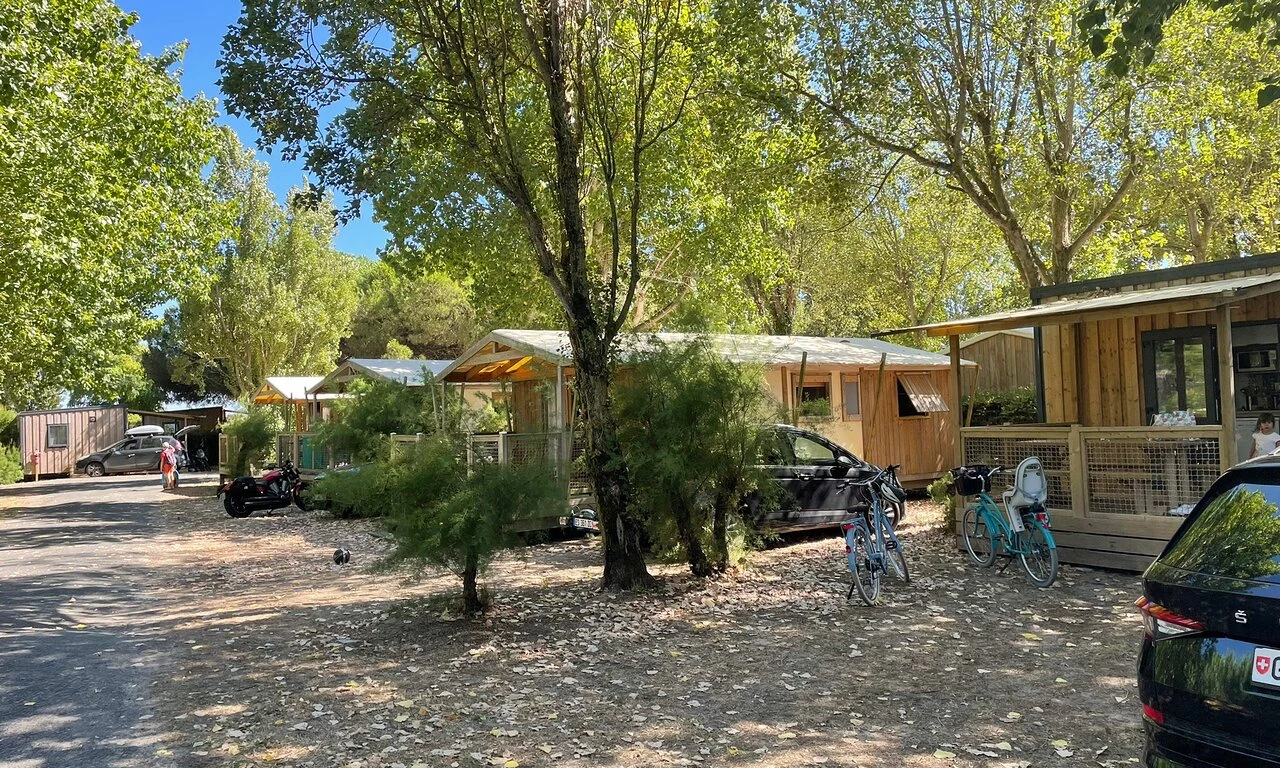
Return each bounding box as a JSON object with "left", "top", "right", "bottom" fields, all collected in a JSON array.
[{"left": 1141, "top": 327, "right": 1219, "bottom": 425}]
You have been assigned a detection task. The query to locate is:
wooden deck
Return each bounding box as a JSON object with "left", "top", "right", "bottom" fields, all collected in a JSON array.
[{"left": 960, "top": 425, "right": 1220, "bottom": 571}]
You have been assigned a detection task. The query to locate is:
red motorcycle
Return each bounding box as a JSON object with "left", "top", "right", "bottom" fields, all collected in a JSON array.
[{"left": 218, "top": 459, "right": 312, "bottom": 518}]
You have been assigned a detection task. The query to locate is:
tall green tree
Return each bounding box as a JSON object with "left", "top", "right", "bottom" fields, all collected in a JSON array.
[
  {"left": 221, "top": 0, "right": 754, "bottom": 589},
  {"left": 0, "top": 0, "right": 221, "bottom": 406},
  {"left": 342, "top": 263, "right": 479, "bottom": 361},
  {"left": 784, "top": 0, "right": 1143, "bottom": 289},
  {"left": 173, "top": 134, "right": 361, "bottom": 398},
  {"left": 1080, "top": 0, "right": 1280, "bottom": 106}
]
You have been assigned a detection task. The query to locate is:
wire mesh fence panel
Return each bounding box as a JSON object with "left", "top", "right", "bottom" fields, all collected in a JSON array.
[
  {"left": 1082, "top": 435, "right": 1219, "bottom": 516},
  {"left": 961, "top": 434, "right": 1073, "bottom": 511},
  {"left": 569, "top": 433, "right": 591, "bottom": 498},
  {"left": 508, "top": 433, "right": 562, "bottom": 466},
  {"left": 466, "top": 435, "right": 501, "bottom": 464}
]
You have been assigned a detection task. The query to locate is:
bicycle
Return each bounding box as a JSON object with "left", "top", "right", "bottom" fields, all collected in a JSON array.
[
  {"left": 953, "top": 463, "right": 1059, "bottom": 588},
  {"left": 842, "top": 464, "right": 910, "bottom": 605}
]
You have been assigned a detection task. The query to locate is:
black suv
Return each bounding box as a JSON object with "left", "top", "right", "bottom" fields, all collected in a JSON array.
[{"left": 1138, "top": 455, "right": 1280, "bottom": 767}]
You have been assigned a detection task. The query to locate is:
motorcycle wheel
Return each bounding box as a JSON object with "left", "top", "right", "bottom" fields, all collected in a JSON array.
[
  {"left": 223, "top": 495, "right": 252, "bottom": 519},
  {"left": 293, "top": 487, "right": 313, "bottom": 512}
]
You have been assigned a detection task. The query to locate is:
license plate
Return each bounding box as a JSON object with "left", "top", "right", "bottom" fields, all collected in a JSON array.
[
  {"left": 1252, "top": 647, "right": 1280, "bottom": 688},
  {"left": 558, "top": 516, "right": 598, "bottom": 531}
]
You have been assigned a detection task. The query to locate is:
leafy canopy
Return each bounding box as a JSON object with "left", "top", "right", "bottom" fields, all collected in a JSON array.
[{"left": 0, "top": 0, "right": 221, "bottom": 406}]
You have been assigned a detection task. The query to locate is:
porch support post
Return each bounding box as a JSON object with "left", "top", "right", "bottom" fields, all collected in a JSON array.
[
  {"left": 1217, "top": 304, "right": 1238, "bottom": 470},
  {"left": 949, "top": 334, "right": 963, "bottom": 467}
]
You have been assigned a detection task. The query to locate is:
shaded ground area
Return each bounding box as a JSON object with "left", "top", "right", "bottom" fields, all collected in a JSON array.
[
  {"left": 140, "top": 489, "right": 1145, "bottom": 768},
  {"left": 0, "top": 473, "right": 217, "bottom": 768}
]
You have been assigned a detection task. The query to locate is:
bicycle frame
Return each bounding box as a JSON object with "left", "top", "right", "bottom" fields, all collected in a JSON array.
[
  {"left": 844, "top": 481, "right": 902, "bottom": 574},
  {"left": 971, "top": 491, "right": 1052, "bottom": 556}
]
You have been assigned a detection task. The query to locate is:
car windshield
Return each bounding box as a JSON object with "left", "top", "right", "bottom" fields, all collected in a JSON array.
[{"left": 1162, "top": 480, "right": 1280, "bottom": 582}]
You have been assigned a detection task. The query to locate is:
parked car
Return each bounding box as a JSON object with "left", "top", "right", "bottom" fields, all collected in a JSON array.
[
  {"left": 750, "top": 424, "right": 902, "bottom": 529},
  {"left": 1137, "top": 455, "right": 1280, "bottom": 767},
  {"left": 75, "top": 425, "right": 196, "bottom": 477},
  {"left": 565, "top": 425, "right": 901, "bottom": 533}
]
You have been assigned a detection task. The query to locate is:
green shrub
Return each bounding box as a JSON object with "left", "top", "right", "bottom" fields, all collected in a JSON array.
[
  {"left": 927, "top": 473, "right": 957, "bottom": 529},
  {"left": 0, "top": 445, "right": 23, "bottom": 484},
  {"left": 615, "top": 337, "right": 780, "bottom": 576},
  {"left": 222, "top": 407, "right": 282, "bottom": 475},
  {"left": 311, "top": 462, "right": 393, "bottom": 519},
  {"left": 0, "top": 406, "right": 17, "bottom": 446},
  {"left": 317, "top": 379, "right": 430, "bottom": 462},
  {"left": 963, "top": 386, "right": 1038, "bottom": 426},
  {"left": 325, "top": 436, "right": 566, "bottom": 614}
]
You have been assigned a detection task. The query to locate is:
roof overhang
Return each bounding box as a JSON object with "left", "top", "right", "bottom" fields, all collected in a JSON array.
[
  {"left": 439, "top": 331, "right": 570, "bottom": 383},
  {"left": 874, "top": 273, "right": 1280, "bottom": 338}
]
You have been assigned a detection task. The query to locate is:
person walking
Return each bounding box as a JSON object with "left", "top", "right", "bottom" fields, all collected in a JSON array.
[{"left": 160, "top": 443, "right": 177, "bottom": 491}]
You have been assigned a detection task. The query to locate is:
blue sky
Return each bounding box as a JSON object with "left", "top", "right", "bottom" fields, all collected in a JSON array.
[{"left": 124, "top": 1, "right": 388, "bottom": 259}]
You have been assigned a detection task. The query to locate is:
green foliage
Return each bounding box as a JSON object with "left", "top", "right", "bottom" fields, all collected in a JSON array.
[
  {"left": 334, "top": 437, "right": 566, "bottom": 613},
  {"left": 0, "top": 0, "right": 222, "bottom": 405},
  {"left": 66, "top": 347, "right": 164, "bottom": 411},
  {"left": 927, "top": 473, "right": 958, "bottom": 528},
  {"left": 0, "top": 407, "right": 18, "bottom": 447},
  {"left": 0, "top": 445, "right": 23, "bottom": 485},
  {"left": 963, "top": 387, "right": 1040, "bottom": 426},
  {"left": 383, "top": 339, "right": 414, "bottom": 360},
  {"left": 171, "top": 133, "right": 362, "bottom": 398},
  {"left": 312, "top": 463, "right": 392, "bottom": 520},
  {"left": 343, "top": 263, "right": 479, "bottom": 361},
  {"left": 317, "top": 379, "right": 430, "bottom": 463},
  {"left": 222, "top": 407, "right": 282, "bottom": 476},
  {"left": 614, "top": 338, "right": 780, "bottom": 575},
  {"left": 127, "top": 413, "right": 142, "bottom": 428}
]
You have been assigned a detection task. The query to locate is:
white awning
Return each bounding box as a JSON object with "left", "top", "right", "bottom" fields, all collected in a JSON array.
[{"left": 898, "top": 373, "right": 949, "bottom": 413}]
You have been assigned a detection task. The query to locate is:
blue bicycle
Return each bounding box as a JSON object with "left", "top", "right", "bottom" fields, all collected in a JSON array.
[
  {"left": 954, "top": 462, "right": 1059, "bottom": 588},
  {"left": 842, "top": 464, "right": 909, "bottom": 605}
]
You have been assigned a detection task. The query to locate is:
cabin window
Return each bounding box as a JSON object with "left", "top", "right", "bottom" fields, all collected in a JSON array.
[
  {"left": 842, "top": 375, "right": 861, "bottom": 420},
  {"left": 790, "top": 374, "right": 832, "bottom": 418},
  {"left": 1141, "top": 328, "right": 1218, "bottom": 424},
  {"left": 46, "top": 423, "right": 69, "bottom": 449},
  {"left": 897, "top": 373, "right": 949, "bottom": 417}
]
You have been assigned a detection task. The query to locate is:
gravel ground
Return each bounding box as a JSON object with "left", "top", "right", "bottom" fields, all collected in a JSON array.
[{"left": 135, "top": 485, "right": 1146, "bottom": 768}]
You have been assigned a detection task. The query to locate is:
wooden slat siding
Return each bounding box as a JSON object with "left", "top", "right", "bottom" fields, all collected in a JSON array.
[
  {"left": 862, "top": 368, "right": 956, "bottom": 484},
  {"left": 1062, "top": 324, "right": 1080, "bottom": 423},
  {"left": 1099, "top": 319, "right": 1122, "bottom": 425},
  {"left": 1042, "top": 325, "right": 1064, "bottom": 422},
  {"left": 952, "top": 518, "right": 1177, "bottom": 572},
  {"left": 963, "top": 332, "right": 1036, "bottom": 392},
  {"left": 1081, "top": 321, "right": 1103, "bottom": 425},
  {"left": 19, "top": 407, "right": 126, "bottom": 477},
  {"left": 1120, "top": 318, "right": 1142, "bottom": 424}
]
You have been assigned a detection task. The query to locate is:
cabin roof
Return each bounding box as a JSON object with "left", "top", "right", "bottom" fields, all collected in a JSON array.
[
  {"left": 875, "top": 272, "right": 1280, "bottom": 338},
  {"left": 251, "top": 376, "right": 326, "bottom": 404},
  {"left": 442, "top": 329, "right": 971, "bottom": 382},
  {"left": 307, "top": 358, "right": 452, "bottom": 394}
]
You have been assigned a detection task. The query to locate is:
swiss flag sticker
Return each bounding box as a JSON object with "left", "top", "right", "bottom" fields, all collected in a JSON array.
[{"left": 1258, "top": 656, "right": 1273, "bottom": 676}]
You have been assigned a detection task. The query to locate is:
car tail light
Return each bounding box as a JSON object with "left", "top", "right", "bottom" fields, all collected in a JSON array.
[
  {"left": 1142, "top": 702, "right": 1165, "bottom": 726},
  {"left": 1137, "top": 596, "right": 1203, "bottom": 640}
]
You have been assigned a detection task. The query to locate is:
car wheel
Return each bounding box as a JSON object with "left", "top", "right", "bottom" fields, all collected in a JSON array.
[{"left": 85, "top": 462, "right": 105, "bottom": 478}]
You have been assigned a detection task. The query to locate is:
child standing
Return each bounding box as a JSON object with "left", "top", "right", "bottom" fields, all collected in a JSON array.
[{"left": 1250, "top": 413, "right": 1280, "bottom": 458}]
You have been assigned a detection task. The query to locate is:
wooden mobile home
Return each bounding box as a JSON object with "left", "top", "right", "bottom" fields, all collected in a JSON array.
[
  {"left": 17, "top": 406, "right": 196, "bottom": 479},
  {"left": 878, "top": 252, "right": 1280, "bottom": 571},
  {"left": 439, "top": 329, "right": 973, "bottom": 488}
]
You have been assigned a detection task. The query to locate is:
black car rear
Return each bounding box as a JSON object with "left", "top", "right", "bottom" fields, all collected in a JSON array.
[{"left": 1139, "top": 457, "right": 1280, "bottom": 768}]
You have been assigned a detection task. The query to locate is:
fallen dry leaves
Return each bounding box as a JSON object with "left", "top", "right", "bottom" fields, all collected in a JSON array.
[{"left": 143, "top": 490, "right": 1146, "bottom": 767}]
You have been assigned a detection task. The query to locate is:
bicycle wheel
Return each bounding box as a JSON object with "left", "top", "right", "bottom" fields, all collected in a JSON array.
[
  {"left": 961, "top": 507, "right": 997, "bottom": 567},
  {"left": 1018, "top": 521, "right": 1059, "bottom": 588},
  {"left": 877, "top": 516, "right": 910, "bottom": 584},
  {"left": 848, "top": 525, "right": 881, "bottom": 605}
]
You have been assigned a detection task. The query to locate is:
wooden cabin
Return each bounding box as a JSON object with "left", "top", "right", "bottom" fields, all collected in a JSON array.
[
  {"left": 17, "top": 406, "right": 196, "bottom": 479},
  {"left": 877, "top": 253, "right": 1280, "bottom": 571},
  {"left": 960, "top": 328, "right": 1035, "bottom": 393},
  {"left": 440, "top": 329, "right": 973, "bottom": 488}
]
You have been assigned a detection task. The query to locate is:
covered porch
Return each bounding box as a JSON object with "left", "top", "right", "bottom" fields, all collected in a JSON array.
[{"left": 878, "top": 263, "right": 1280, "bottom": 570}]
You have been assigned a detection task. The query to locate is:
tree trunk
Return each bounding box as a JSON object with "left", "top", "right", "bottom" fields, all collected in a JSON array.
[
  {"left": 709, "top": 488, "right": 731, "bottom": 573},
  {"left": 672, "top": 496, "right": 712, "bottom": 578},
  {"left": 461, "top": 552, "right": 483, "bottom": 615},
  {"left": 569, "top": 329, "right": 655, "bottom": 591}
]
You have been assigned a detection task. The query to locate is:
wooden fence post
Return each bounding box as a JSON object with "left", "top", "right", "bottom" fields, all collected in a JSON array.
[{"left": 1068, "top": 424, "right": 1088, "bottom": 517}]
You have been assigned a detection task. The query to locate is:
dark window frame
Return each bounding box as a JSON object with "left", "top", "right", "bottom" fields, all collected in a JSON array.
[
  {"left": 46, "top": 423, "right": 69, "bottom": 449},
  {"left": 1141, "top": 326, "right": 1219, "bottom": 425}
]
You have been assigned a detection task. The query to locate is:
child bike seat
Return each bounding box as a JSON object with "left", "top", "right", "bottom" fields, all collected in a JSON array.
[{"left": 1002, "top": 457, "right": 1047, "bottom": 532}]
